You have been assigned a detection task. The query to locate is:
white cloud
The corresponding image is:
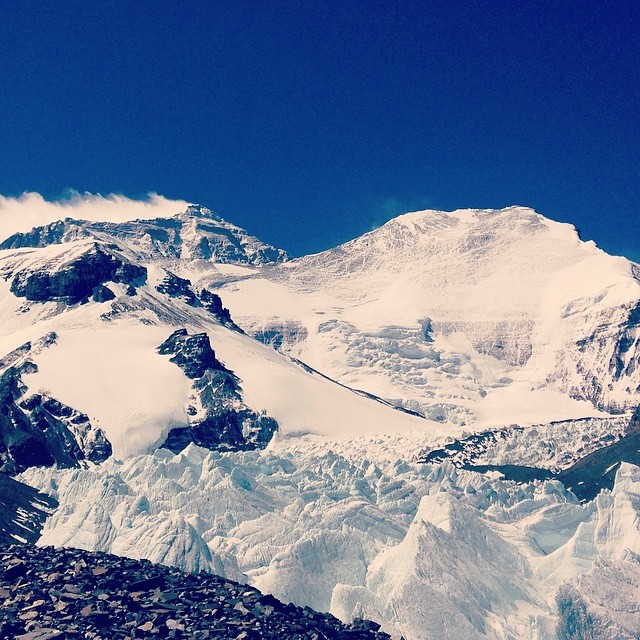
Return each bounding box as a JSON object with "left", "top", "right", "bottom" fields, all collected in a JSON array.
[
  {"left": 0, "top": 191, "right": 193, "bottom": 242},
  {"left": 369, "top": 196, "right": 435, "bottom": 231}
]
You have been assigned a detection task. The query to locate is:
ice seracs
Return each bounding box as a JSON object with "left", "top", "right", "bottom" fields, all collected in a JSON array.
[{"left": 19, "top": 444, "right": 640, "bottom": 639}]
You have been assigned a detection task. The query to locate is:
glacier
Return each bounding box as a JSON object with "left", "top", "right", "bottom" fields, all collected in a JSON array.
[
  {"left": 19, "top": 442, "right": 640, "bottom": 640},
  {"left": 211, "top": 206, "right": 640, "bottom": 422}
]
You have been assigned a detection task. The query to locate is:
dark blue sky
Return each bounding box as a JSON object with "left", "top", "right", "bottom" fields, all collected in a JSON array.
[{"left": 1, "top": 1, "right": 638, "bottom": 259}]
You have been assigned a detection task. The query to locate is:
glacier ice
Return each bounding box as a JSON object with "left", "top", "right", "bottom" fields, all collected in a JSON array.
[
  {"left": 19, "top": 444, "right": 640, "bottom": 640},
  {"left": 214, "top": 206, "right": 640, "bottom": 420}
]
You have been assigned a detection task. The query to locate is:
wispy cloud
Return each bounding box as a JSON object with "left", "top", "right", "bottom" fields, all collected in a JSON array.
[
  {"left": 369, "top": 196, "right": 435, "bottom": 231},
  {"left": 0, "top": 191, "right": 193, "bottom": 242}
]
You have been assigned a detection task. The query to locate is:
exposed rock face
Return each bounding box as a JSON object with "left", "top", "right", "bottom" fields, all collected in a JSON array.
[
  {"left": 0, "top": 545, "right": 392, "bottom": 640},
  {"left": 0, "top": 337, "right": 112, "bottom": 474},
  {"left": 156, "top": 271, "right": 200, "bottom": 306},
  {"left": 92, "top": 284, "right": 116, "bottom": 302},
  {"left": 0, "top": 205, "right": 289, "bottom": 266},
  {"left": 0, "top": 474, "right": 57, "bottom": 545},
  {"left": 8, "top": 243, "right": 147, "bottom": 304},
  {"left": 158, "top": 329, "right": 224, "bottom": 379},
  {"left": 0, "top": 218, "right": 85, "bottom": 249},
  {"left": 555, "top": 409, "right": 640, "bottom": 500},
  {"left": 611, "top": 302, "right": 640, "bottom": 380},
  {"left": 565, "top": 299, "right": 640, "bottom": 411},
  {"left": 156, "top": 272, "right": 236, "bottom": 328},
  {"left": 19, "top": 394, "right": 112, "bottom": 464},
  {"left": 158, "top": 329, "right": 278, "bottom": 452},
  {"left": 198, "top": 289, "right": 235, "bottom": 327}
]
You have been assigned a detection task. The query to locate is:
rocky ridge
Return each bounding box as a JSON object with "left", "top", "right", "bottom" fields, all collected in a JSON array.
[
  {"left": 155, "top": 272, "right": 237, "bottom": 329},
  {"left": 0, "top": 544, "right": 394, "bottom": 640},
  {"left": 0, "top": 205, "right": 289, "bottom": 266},
  {"left": 7, "top": 242, "right": 147, "bottom": 305}
]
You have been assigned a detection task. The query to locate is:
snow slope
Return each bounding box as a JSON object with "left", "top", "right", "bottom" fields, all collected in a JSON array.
[
  {"left": 210, "top": 207, "right": 640, "bottom": 423},
  {"left": 0, "top": 232, "right": 443, "bottom": 460}
]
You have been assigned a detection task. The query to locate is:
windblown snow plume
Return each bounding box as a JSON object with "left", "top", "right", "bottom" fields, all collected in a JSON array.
[{"left": 0, "top": 191, "right": 191, "bottom": 241}]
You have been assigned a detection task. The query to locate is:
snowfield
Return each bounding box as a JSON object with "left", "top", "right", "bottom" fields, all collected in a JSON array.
[{"left": 14, "top": 314, "right": 442, "bottom": 459}]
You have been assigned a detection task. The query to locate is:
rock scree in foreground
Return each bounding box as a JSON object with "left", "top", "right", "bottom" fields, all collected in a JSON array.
[{"left": 0, "top": 545, "right": 396, "bottom": 640}]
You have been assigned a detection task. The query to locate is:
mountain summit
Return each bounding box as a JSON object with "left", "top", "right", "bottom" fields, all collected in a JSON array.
[
  {"left": 213, "top": 206, "right": 640, "bottom": 423},
  {"left": 0, "top": 204, "right": 289, "bottom": 265}
]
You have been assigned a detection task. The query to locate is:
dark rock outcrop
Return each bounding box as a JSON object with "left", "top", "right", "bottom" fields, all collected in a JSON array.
[
  {"left": 9, "top": 244, "right": 147, "bottom": 304},
  {"left": 0, "top": 474, "right": 57, "bottom": 546},
  {"left": 155, "top": 272, "right": 236, "bottom": 328},
  {"left": 156, "top": 271, "right": 199, "bottom": 306},
  {"left": 0, "top": 545, "right": 393, "bottom": 639},
  {"left": 0, "top": 339, "right": 111, "bottom": 474},
  {"left": 611, "top": 301, "right": 640, "bottom": 381},
  {"left": 555, "top": 409, "right": 640, "bottom": 500},
  {"left": 158, "top": 329, "right": 224, "bottom": 379},
  {"left": 0, "top": 218, "right": 87, "bottom": 249},
  {"left": 92, "top": 284, "right": 116, "bottom": 303},
  {"left": 198, "top": 288, "right": 234, "bottom": 326},
  {"left": 158, "top": 330, "right": 278, "bottom": 452}
]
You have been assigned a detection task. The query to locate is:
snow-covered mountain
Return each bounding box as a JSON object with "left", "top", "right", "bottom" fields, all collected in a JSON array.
[
  {"left": 211, "top": 206, "right": 640, "bottom": 424},
  {"left": 0, "top": 204, "right": 289, "bottom": 265},
  {"left": 1, "top": 203, "right": 639, "bottom": 639},
  {"left": 0, "top": 206, "right": 439, "bottom": 465}
]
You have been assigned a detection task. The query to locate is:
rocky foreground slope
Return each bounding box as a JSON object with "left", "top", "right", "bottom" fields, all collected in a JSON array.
[{"left": 0, "top": 544, "right": 394, "bottom": 640}]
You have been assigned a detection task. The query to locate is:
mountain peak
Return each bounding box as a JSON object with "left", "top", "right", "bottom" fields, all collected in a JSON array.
[
  {"left": 376, "top": 205, "right": 580, "bottom": 246},
  {"left": 0, "top": 205, "right": 289, "bottom": 266},
  {"left": 215, "top": 205, "right": 640, "bottom": 417},
  {"left": 180, "top": 203, "right": 223, "bottom": 221}
]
